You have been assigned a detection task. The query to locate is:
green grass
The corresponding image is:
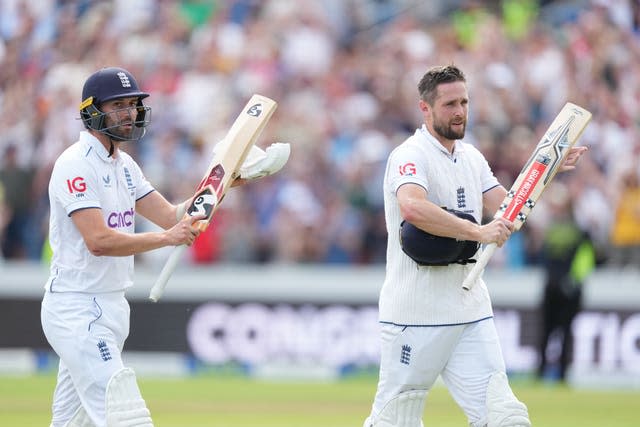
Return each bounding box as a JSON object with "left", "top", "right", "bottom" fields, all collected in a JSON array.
[{"left": 1, "top": 373, "right": 638, "bottom": 426}]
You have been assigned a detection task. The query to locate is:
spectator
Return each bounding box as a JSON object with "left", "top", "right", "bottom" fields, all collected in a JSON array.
[
  {"left": 608, "top": 165, "right": 640, "bottom": 267},
  {"left": 536, "top": 182, "right": 595, "bottom": 383},
  {"left": 0, "top": 181, "right": 7, "bottom": 259},
  {"left": 0, "top": 0, "right": 637, "bottom": 267},
  {"left": 0, "top": 144, "right": 35, "bottom": 258}
]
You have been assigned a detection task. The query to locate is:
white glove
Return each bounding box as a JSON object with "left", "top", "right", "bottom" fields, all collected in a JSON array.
[{"left": 239, "top": 142, "right": 291, "bottom": 180}]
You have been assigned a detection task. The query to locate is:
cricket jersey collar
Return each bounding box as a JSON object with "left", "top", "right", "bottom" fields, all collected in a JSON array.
[
  {"left": 79, "top": 131, "right": 118, "bottom": 163},
  {"left": 418, "top": 125, "right": 466, "bottom": 156}
]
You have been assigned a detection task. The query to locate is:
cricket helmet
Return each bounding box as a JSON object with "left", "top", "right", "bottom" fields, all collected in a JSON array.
[
  {"left": 79, "top": 67, "right": 151, "bottom": 142},
  {"left": 400, "top": 208, "right": 479, "bottom": 266}
]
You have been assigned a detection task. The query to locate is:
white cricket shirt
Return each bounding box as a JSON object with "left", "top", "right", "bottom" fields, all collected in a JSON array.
[
  {"left": 380, "top": 125, "right": 501, "bottom": 326},
  {"left": 45, "top": 131, "right": 154, "bottom": 293}
]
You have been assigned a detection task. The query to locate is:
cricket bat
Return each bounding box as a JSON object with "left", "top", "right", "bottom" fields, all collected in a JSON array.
[
  {"left": 149, "top": 94, "right": 277, "bottom": 302},
  {"left": 462, "top": 102, "right": 592, "bottom": 291}
]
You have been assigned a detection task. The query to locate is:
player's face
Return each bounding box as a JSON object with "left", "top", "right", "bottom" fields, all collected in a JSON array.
[
  {"left": 101, "top": 97, "right": 140, "bottom": 140},
  {"left": 429, "top": 81, "right": 468, "bottom": 141}
]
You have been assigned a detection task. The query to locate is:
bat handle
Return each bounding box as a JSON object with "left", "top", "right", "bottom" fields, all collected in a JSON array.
[
  {"left": 462, "top": 243, "right": 497, "bottom": 291},
  {"left": 149, "top": 244, "right": 187, "bottom": 302}
]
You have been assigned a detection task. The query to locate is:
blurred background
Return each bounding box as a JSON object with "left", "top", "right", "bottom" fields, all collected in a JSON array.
[{"left": 0, "top": 0, "right": 639, "bottom": 401}]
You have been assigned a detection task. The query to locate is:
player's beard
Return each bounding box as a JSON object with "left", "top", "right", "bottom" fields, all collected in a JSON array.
[
  {"left": 104, "top": 110, "right": 135, "bottom": 141},
  {"left": 433, "top": 115, "right": 466, "bottom": 140}
]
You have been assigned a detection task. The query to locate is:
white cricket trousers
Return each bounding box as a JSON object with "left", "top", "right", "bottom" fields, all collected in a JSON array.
[
  {"left": 370, "top": 318, "right": 506, "bottom": 426},
  {"left": 41, "top": 290, "right": 130, "bottom": 427}
]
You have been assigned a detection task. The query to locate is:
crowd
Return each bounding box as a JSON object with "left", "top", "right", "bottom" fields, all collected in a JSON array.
[{"left": 0, "top": 0, "right": 639, "bottom": 268}]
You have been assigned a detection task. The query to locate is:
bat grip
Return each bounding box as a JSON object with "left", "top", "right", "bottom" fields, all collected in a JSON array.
[
  {"left": 462, "top": 243, "right": 497, "bottom": 291},
  {"left": 149, "top": 245, "right": 187, "bottom": 302}
]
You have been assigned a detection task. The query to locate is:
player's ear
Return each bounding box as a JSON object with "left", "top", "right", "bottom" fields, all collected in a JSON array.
[{"left": 419, "top": 100, "right": 430, "bottom": 113}]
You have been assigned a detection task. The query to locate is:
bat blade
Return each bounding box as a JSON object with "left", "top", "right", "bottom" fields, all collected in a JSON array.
[
  {"left": 149, "top": 94, "right": 277, "bottom": 302},
  {"left": 462, "top": 102, "right": 592, "bottom": 291}
]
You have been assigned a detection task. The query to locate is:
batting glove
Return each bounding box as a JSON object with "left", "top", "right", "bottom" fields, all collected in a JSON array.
[{"left": 239, "top": 142, "right": 291, "bottom": 180}]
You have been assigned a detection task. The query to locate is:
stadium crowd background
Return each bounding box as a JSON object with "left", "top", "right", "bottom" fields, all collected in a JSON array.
[{"left": 0, "top": 0, "right": 639, "bottom": 269}]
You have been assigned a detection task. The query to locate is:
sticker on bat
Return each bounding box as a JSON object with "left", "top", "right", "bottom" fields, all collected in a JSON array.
[
  {"left": 198, "top": 164, "right": 226, "bottom": 193},
  {"left": 535, "top": 153, "right": 551, "bottom": 165},
  {"left": 502, "top": 161, "right": 547, "bottom": 222},
  {"left": 246, "top": 103, "right": 263, "bottom": 117},
  {"left": 187, "top": 187, "right": 218, "bottom": 220}
]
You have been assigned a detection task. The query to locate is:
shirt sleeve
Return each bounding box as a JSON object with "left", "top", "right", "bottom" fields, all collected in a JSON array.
[
  {"left": 386, "top": 143, "right": 429, "bottom": 195},
  {"left": 50, "top": 156, "right": 101, "bottom": 216}
]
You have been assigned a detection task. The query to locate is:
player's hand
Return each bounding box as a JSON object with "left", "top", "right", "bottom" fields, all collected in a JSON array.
[
  {"left": 478, "top": 218, "right": 513, "bottom": 247},
  {"left": 166, "top": 213, "right": 205, "bottom": 246},
  {"left": 559, "top": 146, "right": 588, "bottom": 172}
]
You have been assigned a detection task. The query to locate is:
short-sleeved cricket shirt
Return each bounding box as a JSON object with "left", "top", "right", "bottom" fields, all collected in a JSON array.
[
  {"left": 45, "top": 131, "right": 154, "bottom": 293},
  {"left": 380, "top": 125, "right": 501, "bottom": 326}
]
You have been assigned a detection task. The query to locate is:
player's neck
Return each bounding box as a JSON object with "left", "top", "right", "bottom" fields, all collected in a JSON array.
[
  {"left": 106, "top": 139, "right": 121, "bottom": 158},
  {"left": 91, "top": 131, "right": 120, "bottom": 158},
  {"left": 438, "top": 139, "right": 455, "bottom": 153},
  {"left": 425, "top": 125, "right": 455, "bottom": 153}
]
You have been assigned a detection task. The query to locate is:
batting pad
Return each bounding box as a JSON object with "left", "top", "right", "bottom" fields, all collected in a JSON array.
[
  {"left": 105, "top": 368, "right": 153, "bottom": 427},
  {"left": 486, "top": 372, "right": 530, "bottom": 427},
  {"left": 365, "top": 389, "right": 427, "bottom": 427},
  {"left": 63, "top": 406, "right": 94, "bottom": 427}
]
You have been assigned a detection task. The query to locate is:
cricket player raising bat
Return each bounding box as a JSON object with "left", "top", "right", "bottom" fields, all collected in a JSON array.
[
  {"left": 363, "top": 65, "right": 587, "bottom": 427},
  {"left": 149, "top": 93, "right": 283, "bottom": 302},
  {"left": 41, "top": 67, "right": 289, "bottom": 427}
]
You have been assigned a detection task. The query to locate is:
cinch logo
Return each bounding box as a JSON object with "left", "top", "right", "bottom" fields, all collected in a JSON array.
[
  {"left": 66, "top": 177, "right": 86, "bottom": 193},
  {"left": 399, "top": 163, "right": 417, "bottom": 176},
  {"left": 107, "top": 208, "right": 134, "bottom": 228}
]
